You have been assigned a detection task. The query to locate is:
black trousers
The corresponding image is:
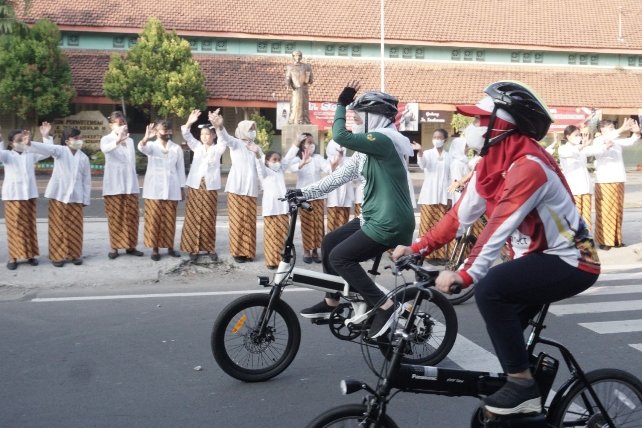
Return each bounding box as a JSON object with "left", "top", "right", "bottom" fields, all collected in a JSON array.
[
  {"left": 321, "top": 218, "right": 389, "bottom": 307},
  {"left": 474, "top": 253, "right": 598, "bottom": 374}
]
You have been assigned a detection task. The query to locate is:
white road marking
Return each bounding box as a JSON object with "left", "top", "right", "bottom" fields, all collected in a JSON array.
[
  {"left": 550, "top": 300, "right": 642, "bottom": 315},
  {"left": 31, "top": 288, "right": 312, "bottom": 302},
  {"left": 598, "top": 272, "right": 642, "bottom": 281},
  {"left": 579, "top": 284, "right": 642, "bottom": 296},
  {"left": 629, "top": 344, "right": 642, "bottom": 353},
  {"left": 579, "top": 319, "right": 642, "bottom": 334}
]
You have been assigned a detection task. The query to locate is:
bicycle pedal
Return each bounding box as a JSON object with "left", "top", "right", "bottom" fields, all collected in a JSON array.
[
  {"left": 483, "top": 409, "right": 547, "bottom": 427},
  {"left": 310, "top": 318, "right": 331, "bottom": 325}
]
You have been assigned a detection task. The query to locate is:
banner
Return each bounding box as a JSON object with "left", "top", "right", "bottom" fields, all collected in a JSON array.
[
  {"left": 277, "top": 101, "right": 417, "bottom": 131},
  {"left": 548, "top": 107, "right": 596, "bottom": 133}
]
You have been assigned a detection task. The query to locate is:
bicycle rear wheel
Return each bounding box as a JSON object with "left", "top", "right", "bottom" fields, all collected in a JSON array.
[
  {"left": 379, "top": 287, "right": 458, "bottom": 365},
  {"left": 549, "top": 368, "right": 642, "bottom": 427},
  {"left": 306, "top": 404, "right": 399, "bottom": 428}
]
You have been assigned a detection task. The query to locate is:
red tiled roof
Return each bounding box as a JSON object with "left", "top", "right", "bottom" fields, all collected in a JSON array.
[
  {"left": 66, "top": 50, "right": 642, "bottom": 109},
  {"left": 21, "top": 0, "right": 642, "bottom": 51}
]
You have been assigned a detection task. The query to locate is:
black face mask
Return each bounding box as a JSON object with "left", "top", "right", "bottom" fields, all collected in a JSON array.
[{"left": 159, "top": 134, "right": 171, "bottom": 141}]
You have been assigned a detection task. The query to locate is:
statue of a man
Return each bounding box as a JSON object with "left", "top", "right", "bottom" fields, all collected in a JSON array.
[{"left": 285, "top": 50, "right": 313, "bottom": 125}]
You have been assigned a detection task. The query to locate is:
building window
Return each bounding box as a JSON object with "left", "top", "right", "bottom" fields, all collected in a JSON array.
[
  {"left": 67, "top": 34, "right": 79, "bottom": 47},
  {"left": 285, "top": 42, "right": 295, "bottom": 54},
  {"left": 389, "top": 47, "right": 399, "bottom": 58},
  {"left": 415, "top": 48, "right": 425, "bottom": 59},
  {"left": 590, "top": 55, "right": 599, "bottom": 65},
  {"left": 338, "top": 45, "right": 349, "bottom": 56},
  {"left": 113, "top": 36, "right": 125, "bottom": 49},
  {"left": 215, "top": 40, "right": 227, "bottom": 51},
  {"left": 476, "top": 50, "right": 485, "bottom": 61},
  {"left": 402, "top": 47, "right": 412, "bottom": 59},
  {"left": 534, "top": 52, "right": 544, "bottom": 63},
  {"left": 451, "top": 49, "right": 460, "bottom": 60},
  {"left": 628, "top": 56, "right": 637, "bottom": 66},
  {"left": 201, "top": 40, "right": 212, "bottom": 51},
  {"left": 351, "top": 46, "right": 361, "bottom": 57},
  {"left": 188, "top": 39, "right": 198, "bottom": 50},
  {"left": 271, "top": 42, "right": 282, "bottom": 53},
  {"left": 511, "top": 52, "right": 520, "bottom": 63},
  {"left": 639, "top": 57, "right": 642, "bottom": 67},
  {"left": 579, "top": 54, "right": 588, "bottom": 65},
  {"left": 325, "top": 45, "right": 335, "bottom": 56},
  {"left": 462, "top": 49, "right": 472, "bottom": 61},
  {"left": 522, "top": 52, "right": 532, "bottom": 63},
  {"left": 568, "top": 54, "right": 576, "bottom": 64},
  {"left": 128, "top": 37, "right": 137, "bottom": 47}
]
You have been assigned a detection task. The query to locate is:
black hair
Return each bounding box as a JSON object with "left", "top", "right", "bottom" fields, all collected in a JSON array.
[
  {"left": 562, "top": 125, "right": 579, "bottom": 143},
  {"left": 108, "top": 111, "right": 126, "bottom": 124},
  {"left": 296, "top": 133, "right": 314, "bottom": 159},
  {"left": 155, "top": 118, "right": 172, "bottom": 129},
  {"left": 264, "top": 150, "right": 282, "bottom": 166},
  {"left": 6, "top": 129, "right": 23, "bottom": 150},
  {"left": 62, "top": 128, "right": 81, "bottom": 144},
  {"left": 598, "top": 119, "right": 615, "bottom": 130},
  {"left": 434, "top": 128, "right": 449, "bottom": 140}
]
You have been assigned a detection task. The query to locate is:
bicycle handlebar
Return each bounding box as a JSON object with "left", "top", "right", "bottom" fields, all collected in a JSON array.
[
  {"left": 278, "top": 195, "right": 313, "bottom": 212},
  {"left": 394, "top": 254, "right": 462, "bottom": 295}
]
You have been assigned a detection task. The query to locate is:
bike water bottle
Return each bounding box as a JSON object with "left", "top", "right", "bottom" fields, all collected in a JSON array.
[{"left": 532, "top": 352, "right": 558, "bottom": 404}]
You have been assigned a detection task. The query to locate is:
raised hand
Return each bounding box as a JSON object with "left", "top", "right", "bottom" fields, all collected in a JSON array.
[
  {"left": 411, "top": 141, "right": 422, "bottom": 151},
  {"left": 337, "top": 80, "right": 361, "bottom": 106},
  {"left": 117, "top": 124, "right": 130, "bottom": 144},
  {"left": 40, "top": 121, "right": 52, "bottom": 137},
  {"left": 208, "top": 108, "right": 224, "bottom": 129},
  {"left": 141, "top": 123, "right": 156, "bottom": 145},
  {"left": 186, "top": 109, "right": 201, "bottom": 126}
]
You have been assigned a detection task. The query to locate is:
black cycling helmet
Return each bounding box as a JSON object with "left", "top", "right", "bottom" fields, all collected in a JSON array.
[
  {"left": 484, "top": 81, "right": 553, "bottom": 141},
  {"left": 349, "top": 91, "right": 398, "bottom": 120}
]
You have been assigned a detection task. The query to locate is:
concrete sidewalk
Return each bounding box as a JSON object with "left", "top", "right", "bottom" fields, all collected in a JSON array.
[{"left": 0, "top": 171, "right": 641, "bottom": 299}]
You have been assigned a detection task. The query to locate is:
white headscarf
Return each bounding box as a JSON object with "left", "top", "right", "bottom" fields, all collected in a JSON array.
[
  {"left": 449, "top": 136, "right": 468, "bottom": 163},
  {"left": 235, "top": 120, "right": 256, "bottom": 141}
]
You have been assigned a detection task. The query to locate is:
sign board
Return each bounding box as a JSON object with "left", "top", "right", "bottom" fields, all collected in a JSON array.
[
  {"left": 418, "top": 110, "right": 453, "bottom": 125},
  {"left": 53, "top": 111, "right": 110, "bottom": 146},
  {"left": 548, "top": 107, "right": 594, "bottom": 133}
]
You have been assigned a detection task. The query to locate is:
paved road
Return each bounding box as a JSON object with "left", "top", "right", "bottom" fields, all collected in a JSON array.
[{"left": 1, "top": 267, "right": 641, "bottom": 428}]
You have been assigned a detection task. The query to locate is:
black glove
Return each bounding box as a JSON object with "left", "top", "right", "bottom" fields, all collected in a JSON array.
[
  {"left": 285, "top": 188, "right": 303, "bottom": 201},
  {"left": 337, "top": 87, "right": 357, "bottom": 106}
]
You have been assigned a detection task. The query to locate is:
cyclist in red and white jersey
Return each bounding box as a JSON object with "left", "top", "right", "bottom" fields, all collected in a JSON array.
[{"left": 393, "top": 81, "right": 600, "bottom": 417}]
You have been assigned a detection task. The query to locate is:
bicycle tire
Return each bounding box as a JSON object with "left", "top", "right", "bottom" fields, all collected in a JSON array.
[
  {"left": 445, "top": 235, "right": 476, "bottom": 305},
  {"left": 306, "top": 404, "right": 399, "bottom": 428},
  {"left": 379, "top": 287, "right": 458, "bottom": 365},
  {"left": 548, "top": 368, "right": 642, "bottom": 427},
  {"left": 211, "top": 293, "right": 301, "bottom": 382}
]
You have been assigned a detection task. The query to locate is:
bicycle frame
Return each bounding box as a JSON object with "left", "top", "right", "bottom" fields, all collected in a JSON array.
[
  {"left": 256, "top": 198, "right": 396, "bottom": 337},
  {"left": 339, "top": 260, "right": 617, "bottom": 427}
]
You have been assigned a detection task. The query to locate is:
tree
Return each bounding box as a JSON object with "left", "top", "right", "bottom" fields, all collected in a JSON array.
[
  {"left": 0, "top": 19, "right": 75, "bottom": 121},
  {"left": 250, "top": 112, "right": 275, "bottom": 152},
  {"left": 0, "top": 1, "right": 31, "bottom": 34},
  {"left": 103, "top": 17, "right": 207, "bottom": 120}
]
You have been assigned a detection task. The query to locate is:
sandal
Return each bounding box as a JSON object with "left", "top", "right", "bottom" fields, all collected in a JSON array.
[
  {"left": 151, "top": 253, "right": 161, "bottom": 261},
  {"left": 108, "top": 250, "right": 119, "bottom": 259},
  {"left": 126, "top": 248, "right": 144, "bottom": 256}
]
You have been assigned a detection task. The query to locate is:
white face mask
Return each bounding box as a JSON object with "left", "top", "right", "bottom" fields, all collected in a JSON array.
[
  {"left": 70, "top": 140, "right": 84, "bottom": 150},
  {"left": 246, "top": 130, "right": 257, "bottom": 140},
  {"left": 12, "top": 142, "right": 26, "bottom": 152},
  {"left": 432, "top": 139, "right": 445, "bottom": 148},
  {"left": 268, "top": 162, "right": 281, "bottom": 172},
  {"left": 569, "top": 135, "right": 582, "bottom": 145},
  {"left": 352, "top": 124, "right": 365, "bottom": 134},
  {"left": 465, "top": 124, "right": 488, "bottom": 153}
]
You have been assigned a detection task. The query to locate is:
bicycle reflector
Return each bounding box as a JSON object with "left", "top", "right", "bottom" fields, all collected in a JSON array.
[
  {"left": 340, "top": 379, "right": 364, "bottom": 395},
  {"left": 257, "top": 276, "right": 270, "bottom": 286}
]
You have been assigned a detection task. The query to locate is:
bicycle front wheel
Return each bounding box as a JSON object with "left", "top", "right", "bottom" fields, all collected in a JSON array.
[
  {"left": 380, "top": 287, "right": 458, "bottom": 365},
  {"left": 211, "top": 293, "right": 301, "bottom": 382},
  {"left": 306, "top": 404, "right": 399, "bottom": 428},
  {"left": 549, "top": 368, "right": 642, "bottom": 427}
]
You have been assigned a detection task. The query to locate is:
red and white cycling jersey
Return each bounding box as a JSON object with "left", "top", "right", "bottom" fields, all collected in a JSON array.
[{"left": 411, "top": 154, "right": 600, "bottom": 287}]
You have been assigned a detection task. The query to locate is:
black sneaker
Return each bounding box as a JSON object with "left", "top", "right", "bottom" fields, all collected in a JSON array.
[
  {"left": 368, "top": 303, "right": 404, "bottom": 339},
  {"left": 300, "top": 301, "right": 337, "bottom": 319},
  {"left": 484, "top": 380, "right": 542, "bottom": 416}
]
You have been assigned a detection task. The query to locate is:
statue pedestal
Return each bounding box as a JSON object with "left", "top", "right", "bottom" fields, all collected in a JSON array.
[{"left": 280, "top": 124, "right": 319, "bottom": 154}]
